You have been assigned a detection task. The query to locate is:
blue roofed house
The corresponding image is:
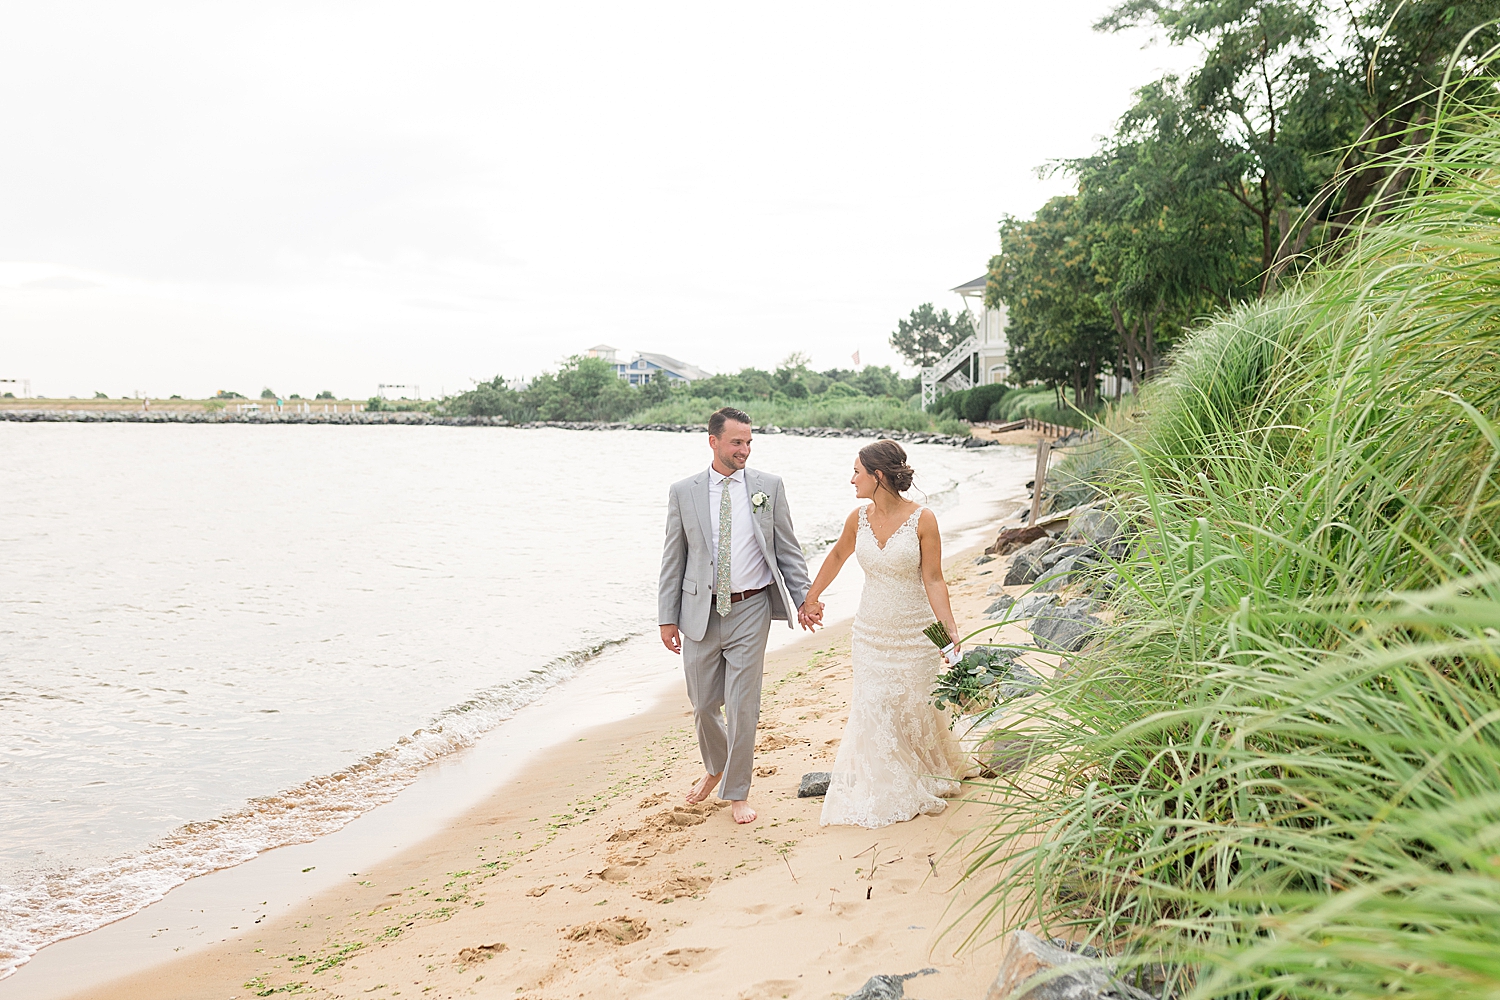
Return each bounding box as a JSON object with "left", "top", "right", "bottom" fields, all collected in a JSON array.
[{"left": 614, "top": 352, "right": 712, "bottom": 387}]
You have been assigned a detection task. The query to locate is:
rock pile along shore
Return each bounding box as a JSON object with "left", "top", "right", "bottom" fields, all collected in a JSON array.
[{"left": 0, "top": 410, "right": 995, "bottom": 447}]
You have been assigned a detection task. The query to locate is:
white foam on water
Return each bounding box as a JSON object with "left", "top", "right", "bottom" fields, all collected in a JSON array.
[{"left": 0, "top": 636, "right": 629, "bottom": 979}]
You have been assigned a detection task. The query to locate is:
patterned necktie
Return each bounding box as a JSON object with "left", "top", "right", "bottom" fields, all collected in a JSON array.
[{"left": 716, "top": 476, "right": 733, "bottom": 616}]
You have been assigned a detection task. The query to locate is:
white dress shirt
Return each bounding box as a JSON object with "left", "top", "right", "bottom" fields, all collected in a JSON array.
[{"left": 708, "top": 467, "right": 774, "bottom": 594}]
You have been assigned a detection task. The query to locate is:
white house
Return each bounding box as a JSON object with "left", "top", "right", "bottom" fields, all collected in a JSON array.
[{"left": 919, "top": 274, "right": 1010, "bottom": 409}]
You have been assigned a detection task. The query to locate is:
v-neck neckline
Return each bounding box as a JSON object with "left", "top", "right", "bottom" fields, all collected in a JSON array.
[{"left": 864, "top": 505, "right": 921, "bottom": 551}]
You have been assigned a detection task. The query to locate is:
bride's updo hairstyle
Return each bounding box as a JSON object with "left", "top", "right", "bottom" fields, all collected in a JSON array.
[{"left": 858, "top": 439, "right": 915, "bottom": 495}]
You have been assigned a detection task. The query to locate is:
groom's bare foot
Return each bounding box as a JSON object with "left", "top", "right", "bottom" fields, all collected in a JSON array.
[
  {"left": 686, "top": 772, "right": 721, "bottom": 804},
  {"left": 731, "top": 800, "right": 757, "bottom": 824}
]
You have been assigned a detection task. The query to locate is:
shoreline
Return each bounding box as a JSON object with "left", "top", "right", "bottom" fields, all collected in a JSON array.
[
  {"left": 1, "top": 473, "right": 1034, "bottom": 1000},
  {"left": 0, "top": 411, "right": 999, "bottom": 446},
  {"left": 9, "top": 526, "right": 1038, "bottom": 1000}
]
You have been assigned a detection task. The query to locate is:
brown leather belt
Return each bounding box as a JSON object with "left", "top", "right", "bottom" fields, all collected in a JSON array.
[{"left": 718, "top": 585, "right": 769, "bottom": 605}]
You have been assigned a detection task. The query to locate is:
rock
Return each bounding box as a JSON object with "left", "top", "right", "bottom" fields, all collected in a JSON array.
[
  {"left": 987, "top": 523, "right": 1051, "bottom": 556},
  {"left": 975, "top": 554, "right": 995, "bottom": 565},
  {"left": 999, "top": 660, "right": 1044, "bottom": 699},
  {"left": 1030, "top": 607, "right": 1101, "bottom": 653},
  {"left": 982, "top": 735, "right": 1035, "bottom": 776},
  {"left": 1070, "top": 507, "right": 1124, "bottom": 547},
  {"left": 798, "top": 772, "right": 831, "bottom": 797},
  {"left": 984, "top": 596, "right": 1016, "bottom": 618},
  {"left": 846, "top": 968, "right": 938, "bottom": 1000},
  {"left": 1040, "top": 556, "right": 1083, "bottom": 591},
  {"left": 1041, "top": 544, "right": 1090, "bottom": 569},
  {"left": 1003, "top": 537, "right": 1056, "bottom": 586},
  {"left": 983, "top": 930, "right": 1155, "bottom": 1000},
  {"left": 1063, "top": 598, "right": 1096, "bottom": 614},
  {"left": 1014, "top": 593, "right": 1059, "bottom": 618},
  {"left": 987, "top": 583, "right": 1006, "bottom": 596}
]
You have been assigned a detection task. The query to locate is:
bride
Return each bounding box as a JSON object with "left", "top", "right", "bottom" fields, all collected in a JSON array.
[{"left": 799, "top": 439, "right": 969, "bottom": 828}]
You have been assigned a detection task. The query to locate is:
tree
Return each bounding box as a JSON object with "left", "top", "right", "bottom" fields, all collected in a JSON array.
[
  {"left": 1097, "top": 0, "right": 1500, "bottom": 286},
  {"left": 888, "top": 303, "right": 975, "bottom": 367},
  {"left": 1067, "top": 77, "right": 1261, "bottom": 379},
  {"left": 449, "top": 377, "right": 529, "bottom": 419},
  {"left": 988, "top": 197, "right": 1118, "bottom": 407},
  {"left": 636, "top": 372, "right": 679, "bottom": 406},
  {"left": 526, "top": 355, "right": 637, "bottom": 421}
]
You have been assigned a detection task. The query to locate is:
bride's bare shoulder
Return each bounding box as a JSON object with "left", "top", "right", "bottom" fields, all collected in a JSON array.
[{"left": 915, "top": 506, "right": 939, "bottom": 531}]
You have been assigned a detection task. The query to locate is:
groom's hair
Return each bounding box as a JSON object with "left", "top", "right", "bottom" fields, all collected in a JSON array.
[{"left": 708, "top": 407, "right": 752, "bottom": 437}]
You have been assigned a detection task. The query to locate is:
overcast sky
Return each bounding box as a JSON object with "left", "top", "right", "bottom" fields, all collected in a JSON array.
[{"left": 0, "top": 1, "right": 1196, "bottom": 400}]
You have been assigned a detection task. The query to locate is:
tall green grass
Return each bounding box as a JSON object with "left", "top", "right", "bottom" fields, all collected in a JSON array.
[
  {"left": 958, "top": 78, "right": 1500, "bottom": 998},
  {"left": 626, "top": 395, "right": 967, "bottom": 434}
]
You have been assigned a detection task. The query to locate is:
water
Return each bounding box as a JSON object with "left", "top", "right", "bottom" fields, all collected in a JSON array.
[{"left": 0, "top": 423, "right": 1027, "bottom": 977}]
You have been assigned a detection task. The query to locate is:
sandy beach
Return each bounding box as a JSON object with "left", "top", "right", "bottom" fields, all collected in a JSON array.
[{"left": 21, "top": 513, "right": 1042, "bottom": 1000}]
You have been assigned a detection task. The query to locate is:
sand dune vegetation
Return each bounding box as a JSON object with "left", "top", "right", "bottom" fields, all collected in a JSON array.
[{"left": 959, "top": 78, "right": 1500, "bottom": 998}]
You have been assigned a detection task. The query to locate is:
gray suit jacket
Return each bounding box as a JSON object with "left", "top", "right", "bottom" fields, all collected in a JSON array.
[{"left": 658, "top": 468, "right": 812, "bottom": 642}]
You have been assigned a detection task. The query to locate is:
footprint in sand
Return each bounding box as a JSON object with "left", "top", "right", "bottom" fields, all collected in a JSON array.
[
  {"left": 455, "top": 942, "right": 506, "bottom": 965},
  {"left": 563, "top": 916, "right": 650, "bottom": 945},
  {"left": 635, "top": 872, "right": 712, "bottom": 902},
  {"left": 633, "top": 945, "right": 719, "bottom": 981}
]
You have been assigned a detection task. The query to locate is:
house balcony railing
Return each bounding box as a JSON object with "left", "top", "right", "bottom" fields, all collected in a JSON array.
[{"left": 919, "top": 334, "right": 978, "bottom": 411}]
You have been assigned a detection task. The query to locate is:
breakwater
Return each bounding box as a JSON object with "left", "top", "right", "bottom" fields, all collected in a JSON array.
[{"left": 0, "top": 409, "right": 996, "bottom": 447}]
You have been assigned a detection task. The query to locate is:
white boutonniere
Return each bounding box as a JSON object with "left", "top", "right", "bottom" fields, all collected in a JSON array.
[{"left": 751, "top": 491, "right": 771, "bottom": 513}]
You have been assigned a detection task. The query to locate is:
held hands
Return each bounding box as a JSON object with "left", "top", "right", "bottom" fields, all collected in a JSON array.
[{"left": 797, "top": 600, "right": 825, "bottom": 631}]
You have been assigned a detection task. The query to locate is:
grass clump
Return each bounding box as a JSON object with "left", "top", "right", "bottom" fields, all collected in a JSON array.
[{"left": 957, "top": 85, "right": 1500, "bottom": 998}]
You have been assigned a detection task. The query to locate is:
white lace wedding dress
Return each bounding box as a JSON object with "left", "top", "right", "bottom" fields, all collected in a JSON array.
[{"left": 820, "top": 506, "right": 969, "bottom": 829}]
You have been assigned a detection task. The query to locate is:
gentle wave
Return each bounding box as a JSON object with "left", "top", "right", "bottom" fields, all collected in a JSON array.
[{"left": 0, "top": 635, "right": 632, "bottom": 980}]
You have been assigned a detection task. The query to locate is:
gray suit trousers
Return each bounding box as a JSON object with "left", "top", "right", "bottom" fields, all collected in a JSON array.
[{"left": 681, "top": 589, "right": 771, "bottom": 802}]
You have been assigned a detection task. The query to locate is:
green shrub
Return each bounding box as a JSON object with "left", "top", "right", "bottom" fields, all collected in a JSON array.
[{"left": 964, "top": 383, "right": 1008, "bottom": 422}]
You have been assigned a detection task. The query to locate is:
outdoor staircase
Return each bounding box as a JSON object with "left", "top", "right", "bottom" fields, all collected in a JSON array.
[{"left": 920, "top": 334, "right": 978, "bottom": 410}]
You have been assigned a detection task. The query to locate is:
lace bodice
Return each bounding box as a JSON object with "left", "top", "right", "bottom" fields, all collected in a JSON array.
[
  {"left": 821, "top": 504, "right": 969, "bottom": 829},
  {"left": 853, "top": 505, "right": 932, "bottom": 637}
]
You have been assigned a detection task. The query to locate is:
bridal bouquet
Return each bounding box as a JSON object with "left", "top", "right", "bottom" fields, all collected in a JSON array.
[{"left": 923, "top": 621, "right": 963, "bottom": 666}]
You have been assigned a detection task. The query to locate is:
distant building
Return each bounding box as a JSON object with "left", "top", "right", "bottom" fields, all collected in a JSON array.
[
  {"left": 585, "top": 345, "right": 620, "bottom": 363},
  {"left": 612, "top": 352, "right": 712, "bottom": 387},
  {"left": 920, "top": 274, "right": 1011, "bottom": 410}
]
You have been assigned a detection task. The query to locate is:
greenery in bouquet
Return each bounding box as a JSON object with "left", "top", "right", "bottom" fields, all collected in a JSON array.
[{"left": 932, "top": 645, "right": 1024, "bottom": 714}]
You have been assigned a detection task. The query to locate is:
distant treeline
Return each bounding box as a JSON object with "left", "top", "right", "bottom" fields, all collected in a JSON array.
[{"left": 441, "top": 354, "right": 960, "bottom": 431}]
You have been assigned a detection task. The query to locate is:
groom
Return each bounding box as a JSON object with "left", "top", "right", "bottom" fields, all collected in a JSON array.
[{"left": 658, "top": 407, "right": 813, "bottom": 825}]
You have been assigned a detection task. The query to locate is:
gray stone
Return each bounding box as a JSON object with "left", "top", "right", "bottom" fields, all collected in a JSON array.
[
  {"left": 984, "top": 595, "right": 1016, "bottom": 618},
  {"left": 1030, "top": 607, "right": 1101, "bottom": 653},
  {"left": 1043, "top": 555, "right": 1096, "bottom": 591},
  {"left": 1003, "top": 537, "right": 1056, "bottom": 586},
  {"left": 998, "top": 660, "right": 1044, "bottom": 699},
  {"left": 846, "top": 968, "right": 937, "bottom": 1000},
  {"left": 1063, "top": 598, "right": 1096, "bottom": 615},
  {"left": 798, "top": 772, "right": 831, "bottom": 797},
  {"left": 987, "top": 583, "right": 1006, "bottom": 596},
  {"left": 1014, "top": 593, "right": 1059, "bottom": 618},
  {"left": 983, "top": 931, "right": 1156, "bottom": 1000},
  {"left": 975, "top": 554, "right": 995, "bottom": 565},
  {"left": 1041, "top": 544, "right": 1089, "bottom": 569},
  {"left": 1070, "top": 507, "right": 1124, "bottom": 547}
]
